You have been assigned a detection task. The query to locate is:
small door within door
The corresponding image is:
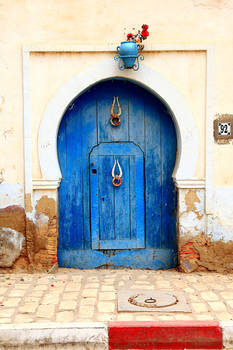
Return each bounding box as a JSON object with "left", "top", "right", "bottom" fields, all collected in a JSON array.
[{"left": 90, "top": 142, "right": 145, "bottom": 250}]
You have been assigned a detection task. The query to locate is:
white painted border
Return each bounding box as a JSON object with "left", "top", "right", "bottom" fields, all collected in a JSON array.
[
  {"left": 174, "top": 180, "right": 205, "bottom": 189},
  {"left": 205, "top": 47, "right": 214, "bottom": 216},
  {"left": 32, "top": 179, "right": 61, "bottom": 190},
  {"left": 0, "top": 322, "right": 107, "bottom": 346},
  {"left": 22, "top": 49, "right": 32, "bottom": 196},
  {"left": 23, "top": 45, "right": 213, "bottom": 214},
  {"left": 221, "top": 321, "right": 233, "bottom": 348}
]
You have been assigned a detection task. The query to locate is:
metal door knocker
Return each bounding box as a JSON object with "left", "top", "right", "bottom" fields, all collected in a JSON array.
[
  {"left": 111, "top": 159, "right": 122, "bottom": 187},
  {"left": 110, "top": 96, "right": 122, "bottom": 126}
]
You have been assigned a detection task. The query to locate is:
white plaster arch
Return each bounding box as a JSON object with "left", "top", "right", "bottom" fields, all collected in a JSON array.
[{"left": 38, "top": 59, "right": 199, "bottom": 184}]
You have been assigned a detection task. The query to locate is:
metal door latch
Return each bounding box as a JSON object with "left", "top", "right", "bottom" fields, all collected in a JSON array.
[
  {"left": 111, "top": 159, "right": 122, "bottom": 187},
  {"left": 110, "top": 96, "right": 122, "bottom": 126}
]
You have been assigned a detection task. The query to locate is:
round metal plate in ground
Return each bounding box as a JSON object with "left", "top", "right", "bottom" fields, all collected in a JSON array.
[{"left": 128, "top": 292, "right": 178, "bottom": 309}]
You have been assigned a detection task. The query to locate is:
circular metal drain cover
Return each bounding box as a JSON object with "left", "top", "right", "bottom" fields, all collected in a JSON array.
[{"left": 128, "top": 292, "right": 178, "bottom": 309}]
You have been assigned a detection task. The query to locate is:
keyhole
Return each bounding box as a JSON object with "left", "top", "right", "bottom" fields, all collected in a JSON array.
[
  {"left": 92, "top": 169, "right": 97, "bottom": 174},
  {"left": 102, "top": 198, "right": 105, "bottom": 202}
]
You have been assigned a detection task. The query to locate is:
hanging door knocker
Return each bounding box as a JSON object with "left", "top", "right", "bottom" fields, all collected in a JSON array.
[
  {"left": 111, "top": 159, "right": 123, "bottom": 187},
  {"left": 110, "top": 96, "right": 122, "bottom": 127}
]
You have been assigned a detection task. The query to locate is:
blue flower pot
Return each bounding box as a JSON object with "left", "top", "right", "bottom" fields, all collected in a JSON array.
[
  {"left": 117, "top": 41, "right": 139, "bottom": 68},
  {"left": 114, "top": 41, "right": 144, "bottom": 71}
]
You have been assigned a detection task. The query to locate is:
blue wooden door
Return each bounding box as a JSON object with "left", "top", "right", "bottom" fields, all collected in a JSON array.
[
  {"left": 90, "top": 142, "right": 144, "bottom": 250},
  {"left": 57, "top": 79, "right": 177, "bottom": 269}
]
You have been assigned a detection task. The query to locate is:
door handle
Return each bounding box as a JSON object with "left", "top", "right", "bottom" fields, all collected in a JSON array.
[
  {"left": 110, "top": 96, "right": 121, "bottom": 126},
  {"left": 111, "top": 159, "right": 122, "bottom": 187}
]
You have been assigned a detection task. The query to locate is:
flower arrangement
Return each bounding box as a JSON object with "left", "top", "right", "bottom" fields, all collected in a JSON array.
[
  {"left": 127, "top": 24, "right": 149, "bottom": 50},
  {"left": 114, "top": 24, "right": 149, "bottom": 70}
]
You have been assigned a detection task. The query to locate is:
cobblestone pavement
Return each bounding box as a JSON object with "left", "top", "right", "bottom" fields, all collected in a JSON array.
[{"left": 0, "top": 268, "right": 232, "bottom": 324}]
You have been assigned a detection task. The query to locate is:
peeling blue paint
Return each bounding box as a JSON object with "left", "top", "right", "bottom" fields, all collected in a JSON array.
[
  {"left": 58, "top": 248, "right": 177, "bottom": 269},
  {"left": 57, "top": 79, "right": 177, "bottom": 269}
]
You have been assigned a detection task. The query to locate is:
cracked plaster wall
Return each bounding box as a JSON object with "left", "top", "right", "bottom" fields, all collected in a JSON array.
[
  {"left": 179, "top": 187, "right": 233, "bottom": 246},
  {"left": 178, "top": 189, "right": 205, "bottom": 248}
]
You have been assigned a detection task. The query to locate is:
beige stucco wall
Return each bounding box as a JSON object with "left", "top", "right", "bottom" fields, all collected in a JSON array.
[
  {"left": 1, "top": 0, "right": 233, "bottom": 185},
  {"left": 0, "top": 0, "right": 233, "bottom": 258}
]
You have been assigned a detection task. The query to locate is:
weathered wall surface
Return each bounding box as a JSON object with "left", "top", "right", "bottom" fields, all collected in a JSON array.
[
  {"left": 0, "top": 185, "right": 58, "bottom": 271},
  {"left": 25, "top": 191, "right": 58, "bottom": 271},
  {"left": 178, "top": 189, "right": 206, "bottom": 248},
  {"left": 0, "top": 0, "right": 232, "bottom": 271},
  {"left": 178, "top": 187, "right": 233, "bottom": 273}
]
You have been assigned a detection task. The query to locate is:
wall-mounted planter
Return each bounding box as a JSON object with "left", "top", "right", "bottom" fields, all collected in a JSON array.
[{"left": 114, "top": 41, "right": 144, "bottom": 71}]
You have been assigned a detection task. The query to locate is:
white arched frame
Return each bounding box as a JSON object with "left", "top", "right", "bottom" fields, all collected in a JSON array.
[{"left": 38, "top": 59, "right": 199, "bottom": 186}]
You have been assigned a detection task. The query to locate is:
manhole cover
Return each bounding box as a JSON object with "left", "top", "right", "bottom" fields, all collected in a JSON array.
[
  {"left": 128, "top": 292, "right": 178, "bottom": 308},
  {"left": 118, "top": 289, "right": 191, "bottom": 312}
]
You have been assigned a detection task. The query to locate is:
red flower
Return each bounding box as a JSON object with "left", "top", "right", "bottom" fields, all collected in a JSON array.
[
  {"left": 127, "top": 33, "right": 134, "bottom": 40},
  {"left": 142, "top": 24, "right": 149, "bottom": 30},
  {"left": 141, "top": 30, "right": 149, "bottom": 38}
]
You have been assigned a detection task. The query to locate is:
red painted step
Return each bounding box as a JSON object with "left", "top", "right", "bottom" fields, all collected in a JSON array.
[{"left": 108, "top": 321, "right": 222, "bottom": 349}]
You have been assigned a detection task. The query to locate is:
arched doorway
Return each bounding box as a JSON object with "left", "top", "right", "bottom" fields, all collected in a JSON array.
[{"left": 57, "top": 79, "right": 177, "bottom": 269}]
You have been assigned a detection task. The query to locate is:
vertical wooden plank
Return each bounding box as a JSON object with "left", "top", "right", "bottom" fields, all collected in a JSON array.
[
  {"left": 114, "top": 155, "right": 130, "bottom": 241},
  {"left": 128, "top": 84, "right": 145, "bottom": 151},
  {"left": 65, "top": 103, "right": 84, "bottom": 250},
  {"left": 128, "top": 84, "right": 145, "bottom": 243},
  {"left": 98, "top": 155, "right": 115, "bottom": 241},
  {"left": 90, "top": 156, "right": 100, "bottom": 249},
  {"left": 144, "top": 95, "right": 162, "bottom": 248},
  {"left": 129, "top": 156, "right": 136, "bottom": 240},
  {"left": 161, "top": 107, "right": 177, "bottom": 249},
  {"left": 80, "top": 91, "right": 98, "bottom": 249},
  {"left": 58, "top": 104, "right": 84, "bottom": 250},
  {"left": 135, "top": 155, "right": 145, "bottom": 248},
  {"left": 57, "top": 115, "right": 67, "bottom": 250}
]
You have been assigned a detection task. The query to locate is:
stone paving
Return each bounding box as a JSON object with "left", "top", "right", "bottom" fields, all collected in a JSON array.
[{"left": 0, "top": 268, "right": 232, "bottom": 324}]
